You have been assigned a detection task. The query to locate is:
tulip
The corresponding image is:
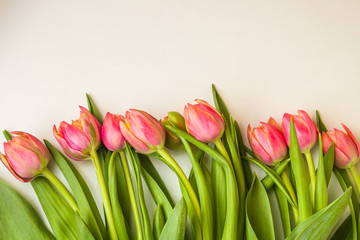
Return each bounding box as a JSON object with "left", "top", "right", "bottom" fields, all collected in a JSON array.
[
  {"left": 184, "top": 99, "right": 225, "bottom": 143},
  {"left": 121, "top": 108, "right": 201, "bottom": 223},
  {"left": 281, "top": 110, "right": 319, "bottom": 153},
  {"left": 0, "top": 131, "right": 50, "bottom": 182},
  {"left": 322, "top": 124, "right": 360, "bottom": 169},
  {"left": 102, "top": 112, "right": 126, "bottom": 151},
  {"left": 119, "top": 109, "right": 166, "bottom": 154},
  {"left": 53, "top": 106, "right": 101, "bottom": 161},
  {"left": 161, "top": 112, "right": 186, "bottom": 151},
  {"left": 248, "top": 119, "right": 287, "bottom": 166}
]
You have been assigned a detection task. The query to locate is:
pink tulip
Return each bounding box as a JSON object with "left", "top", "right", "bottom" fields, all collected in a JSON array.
[
  {"left": 281, "top": 110, "right": 319, "bottom": 153},
  {"left": 248, "top": 118, "right": 288, "bottom": 165},
  {"left": 0, "top": 131, "right": 50, "bottom": 182},
  {"left": 120, "top": 109, "right": 166, "bottom": 154},
  {"left": 322, "top": 124, "right": 360, "bottom": 169},
  {"left": 184, "top": 99, "right": 225, "bottom": 143},
  {"left": 53, "top": 106, "right": 101, "bottom": 161},
  {"left": 102, "top": 112, "right": 126, "bottom": 151}
]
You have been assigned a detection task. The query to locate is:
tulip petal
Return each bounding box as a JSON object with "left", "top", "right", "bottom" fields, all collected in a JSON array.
[
  {"left": 53, "top": 125, "right": 90, "bottom": 161},
  {"left": 4, "top": 142, "right": 42, "bottom": 179},
  {"left": 184, "top": 103, "right": 221, "bottom": 143},
  {"left": 333, "top": 129, "right": 358, "bottom": 162},
  {"left": 79, "top": 106, "right": 101, "bottom": 148},
  {"left": 342, "top": 124, "right": 360, "bottom": 156},
  {"left": 127, "top": 110, "right": 164, "bottom": 148},
  {"left": 247, "top": 125, "right": 273, "bottom": 165},
  {"left": 195, "top": 99, "right": 225, "bottom": 133},
  {"left": 60, "top": 122, "right": 91, "bottom": 152},
  {"left": 120, "top": 119, "right": 153, "bottom": 154},
  {"left": 260, "top": 122, "right": 287, "bottom": 162},
  {"left": 102, "top": 112, "right": 125, "bottom": 151},
  {"left": 0, "top": 152, "right": 31, "bottom": 182},
  {"left": 11, "top": 131, "right": 50, "bottom": 161}
]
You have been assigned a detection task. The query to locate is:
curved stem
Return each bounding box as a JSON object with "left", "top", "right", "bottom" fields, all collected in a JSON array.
[
  {"left": 90, "top": 150, "right": 118, "bottom": 240},
  {"left": 157, "top": 148, "right": 201, "bottom": 224},
  {"left": 349, "top": 165, "right": 360, "bottom": 198},
  {"left": 214, "top": 139, "right": 232, "bottom": 169},
  {"left": 42, "top": 168, "right": 79, "bottom": 213},
  {"left": 304, "top": 151, "right": 316, "bottom": 208},
  {"left": 119, "top": 150, "right": 143, "bottom": 240}
]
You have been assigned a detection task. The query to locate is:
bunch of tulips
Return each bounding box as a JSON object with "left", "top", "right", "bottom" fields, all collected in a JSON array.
[{"left": 0, "top": 85, "right": 359, "bottom": 240}]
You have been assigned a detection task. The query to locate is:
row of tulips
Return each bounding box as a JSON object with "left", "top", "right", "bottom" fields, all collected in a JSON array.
[{"left": 0, "top": 85, "right": 359, "bottom": 240}]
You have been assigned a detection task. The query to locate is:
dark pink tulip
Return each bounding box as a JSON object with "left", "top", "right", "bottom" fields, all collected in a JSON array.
[
  {"left": 0, "top": 132, "right": 50, "bottom": 182},
  {"left": 248, "top": 119, "right": 288, "bottom": 165},
  {"left": 281, "top": 110, "right": 319, "bottom": 153},
  {"left": 53, "top": 106, "right": 101, "bottom": 161},
  {"left": 184, "top": 99, "right": 225, "bottom": 143},
  {"left": 322, "top": 124, "right": 360, "bottom": 169},
  {"left": 120, "top": 109, "right": 166, "bottom": 154},
  {"left": 101, "top": 112, "right": 126, "bottom": 151}
]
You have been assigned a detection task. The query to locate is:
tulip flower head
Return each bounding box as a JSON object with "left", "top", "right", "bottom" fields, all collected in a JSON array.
[
  {"left": 0, "top": 131, "right": 50, "bottom": 182},
  {"left": 120, "top": 109, "right": 166, "bottom": 154},
  {"left": 248, "top": 118, "right": 288, "bottom": 166},
  {"left": 53, "top": 106, "right": 101, "bottom": 161},
  {"left": 184, "top": 99, "right": 225, "bottom": 143},
  {"left": 281, "top": 110, "right": 319, "bottom": 153},
  {"left": 162, "top": 111, "right": 186, "bottom": 151},
  {"left": 102, "top": 112, "right": 126, "bottom": 151},
  {"left": 322, "top": 124, "right": 360, "bottom": 169}
]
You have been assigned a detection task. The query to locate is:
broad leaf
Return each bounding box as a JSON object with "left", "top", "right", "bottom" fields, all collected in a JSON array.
[
  {"left": 0, "top": 179, "right": 55, "bottom": 239},
  {"left": 246, "top": 174, "right": 275, "bottom": 240},
  {"left": 159, "top": 199, "right": 187, "bottom": 240},
  {"left": 286, "top": 187, "right": 352, "bottom": 240}
]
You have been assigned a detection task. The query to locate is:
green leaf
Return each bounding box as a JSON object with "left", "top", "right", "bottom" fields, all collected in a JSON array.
[
  {"left": 262, "top": 158, "right": 291, "bottom": 191},
  {"left": 315, "top": 134, "right": 328, "bottom": 212},
  {"left": 274, "top": 184, "right": 291, "bottom": 237},
  {"left": 286, "top": 187, "right": 352, "bottom": 240},
  {"left": 316, "top": 110, "right": 328, "bottom": 133},
  {"left": 0, "top": 179, "right": 55, "bottom": 239},
  {"left": 44, "top": 140, "right": 107, "bottom": 239},
  {"left": 3, "top": 129, "right": 12, "bottom": 141},
  {"left": 234, "top": 121, "right": 253, "bottom": 190},
  {"left": 153, "top": 204, "right": 166, "bottom": 240},
  {"left": 212, "top": 84, "right": 231, "bottom": 123},
  {"left": 289, "top": 119, "right": 312, "bottom": 222},
  {"left": 246, "top": 174, "right": 275, "bottom": 240},
  {"left": 86, "top": 93, "right": 103, "bottom": 124},
  {"left": 181, "top": 137, "right": 213, "bottom": 240},
  {"left": 139, "top": 154, "right": 175, "bottom": 206},
  {"left": 108, "top": 152, "right": 130, "bottom": 240},
  {"left": 331, "top": 169, "right": 358, "bottom": 240},
  {"left": 159, "top": 199, "right": 187, "bottom": 240},
  {"left": 323, "top": 143, "right": 335, "bottom": 186},
  {"left": 75, "top": 212, "right": 96, "bottom": 240},
  {"left": 126, "top": 144, "right": 153, "bottom": 240},
  {"left": 244, "top": 156, "right": 296, "bottom": 208},
  {"left": 31, "top": 177, "right": 78, "bottom": 240}
]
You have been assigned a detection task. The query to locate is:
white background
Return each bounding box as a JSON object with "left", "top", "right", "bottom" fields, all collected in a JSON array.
[{"left": 1, "top": 0, "right": 360, "bottom": 239}]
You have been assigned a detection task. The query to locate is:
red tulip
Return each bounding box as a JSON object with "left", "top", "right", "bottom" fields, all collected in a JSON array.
[{"left": 102, "top": 112, "right": 126, "bottom": 151}]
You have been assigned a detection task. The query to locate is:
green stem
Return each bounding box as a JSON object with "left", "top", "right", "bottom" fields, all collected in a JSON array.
[
  {"left": 90, "top": 150, "right": 118, "bottom": 240},
  {"left": 304, "top": 151, "right": 316, "bottom": 208},
  {"left": 42, "top": 168, "right": 79, "bottom": 213},
  {"left": 214, "top": 138, "right": 233, "bottom": 169},
  {"left": 157, "top": 148, "right": 201, "bottom": 224},
  {"left": 119, "top": 150, "right": 143, "bottom": 240},
  {"left": 349, "top": 165, "right": 360, "bottom": 198}
]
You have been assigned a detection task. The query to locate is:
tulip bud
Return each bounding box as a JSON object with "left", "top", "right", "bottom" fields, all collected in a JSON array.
[
  {"left": 184, "top": 99, "right": 225, "bottom": 143},
  {"left": 0, "top": 131, "right": 50, "bottom": 182},
  {"left": 248, "top": 118, "right": 287, "bottom": 166},
  {"left": 53, "top": 106, "right": 101, "bottom": 161},
  {"left": 281, "top": 110, "right": 319, "bottom": 153},
  {"left": 162, "top": 112, "right": 186, "bottom": 151},
  {"left": 102, "top": 112, "right": 126, "bottom": 151},
  {"left": 322, "top": 124, "right": 360, "bottom": 169},
  {"left": 120, "top": 109, "right": 166, "bottom": 154}
]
